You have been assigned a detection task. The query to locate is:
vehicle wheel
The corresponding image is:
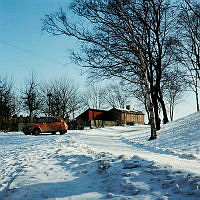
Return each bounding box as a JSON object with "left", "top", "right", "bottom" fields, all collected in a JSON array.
[
  {"left": 51, "top": 131, "right": 56, "bottom": 135},
  {"left": 59, "top": 131, "right": 66, "bottom": 135},
  {"left": 32, "top": 128, "right": 40, "bottom": 136}
]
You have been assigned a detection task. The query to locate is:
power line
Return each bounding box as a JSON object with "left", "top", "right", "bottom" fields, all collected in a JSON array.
[{"left": 0, "top": 40, "right": 69, "bottom": 66}]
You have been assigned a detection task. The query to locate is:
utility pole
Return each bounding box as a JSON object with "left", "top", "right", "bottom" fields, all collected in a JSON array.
[{"left": 47, "top": 93, "right": 52, "bottom": 116}]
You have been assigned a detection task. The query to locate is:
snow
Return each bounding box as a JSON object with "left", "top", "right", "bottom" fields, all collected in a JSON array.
[{"left": 0, "top": 111, "right": 200, "bottom": 199}]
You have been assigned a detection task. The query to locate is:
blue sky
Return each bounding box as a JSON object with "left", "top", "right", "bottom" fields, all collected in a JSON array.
[
  {"left": 0, "top": 0, "right": 86, "bottom": 87},
  {"left": 0, "top": 0, "right": 197, "bottom": 119}
]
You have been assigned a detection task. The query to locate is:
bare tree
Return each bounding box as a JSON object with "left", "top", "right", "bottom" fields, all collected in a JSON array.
[
  {"left": 41, "top": 77, "right": 82, "bottom": 119},
  {"left": 125, "top": 82, "right": 150, "bottom": 122},
  {"left": 104, "top": 83, "right": 130, "bottom": 109},
  {"left": 42, "top": 0, "right": 179, "bottom": 140},
  {"left": 0, "top": 76, "right": 17, "bottom": 129},
  {"left": 82, "top": 84, "right": 106, "bottom": 109},
  {"left": 184, "top": 0, "right": 200, "bottom": 18},
  {"left": 189, "top": 72, "right": 200, "bottom": 111},
  {"left": 21, "top": 74, "right": 42, "bottom": 122},
  {"left": 162, "top": 70, "right": 186, "bottom": 121},
  {"left": 177, "top": 0, "right": 200, "bottom": 111}
]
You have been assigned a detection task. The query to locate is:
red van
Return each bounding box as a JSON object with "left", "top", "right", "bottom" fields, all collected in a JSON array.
[{"left": 22, "top": 117, "right": 68, "bottom": 135}]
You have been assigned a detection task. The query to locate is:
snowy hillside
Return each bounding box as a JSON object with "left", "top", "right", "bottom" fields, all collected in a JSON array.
[
  {"left": 0, "top": 112, "right": 200, "bottom": 200},
  {"left": 121, "top": 111, "right": 200, "bottom": 160}
]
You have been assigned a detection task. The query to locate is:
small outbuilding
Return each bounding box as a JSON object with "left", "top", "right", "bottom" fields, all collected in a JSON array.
[
  {"left": 76, "top": 108, "right": 107, "bottom": 129},
  {"left": 107, "top": 107, "right": 145, "bottom": 125},
  {"left": 76, "top": 107, "right": 145, "bottom": 129}
]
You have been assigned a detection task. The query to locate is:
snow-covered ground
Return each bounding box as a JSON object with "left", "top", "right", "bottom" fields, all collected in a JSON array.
[{"left": 0, "top": 112, "right": 200, "bottom": 200}]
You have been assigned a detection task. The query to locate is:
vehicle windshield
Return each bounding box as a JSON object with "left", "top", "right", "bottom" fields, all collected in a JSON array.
[{"left": 36, "top": 118, "right": 46, "bottom": 123}]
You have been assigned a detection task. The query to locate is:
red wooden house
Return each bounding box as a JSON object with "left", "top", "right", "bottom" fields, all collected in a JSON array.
[
  {"left": 76, "top": 107, "right": 145, "bottom": 129},
  {"left": 76, "top": 108, "right": 107, "bottom": 129},
  {"left": 107, "top": 108, "right": 144, "bottom": 125}
]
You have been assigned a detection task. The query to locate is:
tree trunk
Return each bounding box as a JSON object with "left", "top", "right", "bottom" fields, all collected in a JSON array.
[
  {"left": 139, "top": 54, "right": 157, "bottom": 140},
  {"left": 144, "top": 99, "right": 150, "bottom": 124},
  {"left": 158, "top": 90, "right": 169, "bottom": 124},
  {"left": 29, "top": 111, "right": 33, "bottom": 123},
  {"left": 195, "top": 83, "right": 199, "bottom": 111},
  {"left": 144, "top": 80, "right": 157, "bottom": 140},
  {"left": 151, "top": 86, "right": 160, "bottom": 130},
  {"left": 0, "top": 116, "right": 3, "bottom": 130},
  {"left": 195, "top": 89, "right": 199, "bottom": 111},
  {"left": 146, "top": 93, "right": 157, "bottom": 140},
  {"left": 169, "top": 104, "right": 173, "bottom": 121}
]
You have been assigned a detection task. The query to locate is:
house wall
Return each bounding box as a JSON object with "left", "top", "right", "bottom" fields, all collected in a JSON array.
[
  {"left": 126, "top": 113, "right": 144, "bottom": 125},
  {"left": 76, "top": 109, "right": 106, "bottom": 129},
  {"left": 76, "top": 108, "right": 145, "bottom": 129},
  {"left": 90, "top": 120, "right": 103, "bottom": 128},
  {"left": 90, "top": 120, "right": 119, "bottom": 128},
  {"left": 136, "top": 114, "right": 144, "bottom": 125},
  {"left": 0, "top": 115, "right": 38, "bottom": 132},
  {"left": 18, "top": 123, "right": 35, "bottom": 131},
  {"left": 88, "top": 110, "right": 105, "bottom": 120},
  {"left": 119, "top": 112, "right": 144, "bottom": 125},
  {"left": 108, "top": 109, "right": 122, "bottom": 121}
]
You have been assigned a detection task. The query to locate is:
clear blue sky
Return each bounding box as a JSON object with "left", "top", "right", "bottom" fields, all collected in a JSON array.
[
  {"left": 0, "top": 0, "right": 86, "bottom": 87},
  {"left": 0, "top": 0, "right": 197, "bottom": 120}
]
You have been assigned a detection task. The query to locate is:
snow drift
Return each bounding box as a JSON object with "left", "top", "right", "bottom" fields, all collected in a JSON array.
[{"left": 0, "top": 111, "right": 200, "bottom": 200}]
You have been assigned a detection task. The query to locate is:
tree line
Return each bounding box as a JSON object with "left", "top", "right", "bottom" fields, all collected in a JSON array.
[
  {"left": 0, "top": 74, "right": 134, "bottom": 130},
  {"left": 0, "top": 69, "right": 193, "bottom": 131},
  {"left": 42, "top": 0, "right": 200, "bottom": 140}
]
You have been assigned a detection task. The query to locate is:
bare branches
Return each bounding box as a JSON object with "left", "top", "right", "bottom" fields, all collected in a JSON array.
[
  {"left": 42, "top": 0, "right": 183, "bottom": 139},
  {"left": 82, "top": 84, "right": 106, "bottom": 110},
  {"left": 104, "top": 83, "right": 130, "bottom": 109},
  {"left": 21, "top": 73, "right": 42, "bottom": 122},
  {"left": 0, "top": 76, "right": 17, "bottom": 129},
  {"left": 184, "top": 0, "right": 200, "bottom": 18},
  {"left": 177, "top": 0, "right": 200, "bottom": 110},
  {"left": 40, "top": 77, "right": 82, "bottom": 119}
]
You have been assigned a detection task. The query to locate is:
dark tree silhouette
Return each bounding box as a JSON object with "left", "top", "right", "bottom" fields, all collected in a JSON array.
[
  {"left": 42, "top": 0, "right": 180, "bottom": 139},
  {"left": 21, "top": 74, "right": 42, "bottom": 123},
  {"left": 41, "top": 77, "right": 82, "bottom": 119},
  {"left": 0, "top": 76, "right": 17, "bottom": 129},
  {"left": 177, "top": 0, "right": 200, "bottom": 111}
]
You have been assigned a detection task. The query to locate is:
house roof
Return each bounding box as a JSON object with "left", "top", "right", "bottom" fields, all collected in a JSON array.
[
  {"left": 86, "top": 108, "right": 108, "bottom": 112},
  {"left": 109, "top": 107, "right": 144, "bottom": 115},
  {"left": 76, "top": 107, "right": 144, "bottom": 120},
  {"left": 76, "top": 108, "right": 107, "bottom": 119}
]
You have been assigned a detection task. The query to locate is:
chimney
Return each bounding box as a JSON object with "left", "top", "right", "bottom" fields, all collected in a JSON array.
[{"left": 126, "top": 105, "right": 131, "bottom": 110}]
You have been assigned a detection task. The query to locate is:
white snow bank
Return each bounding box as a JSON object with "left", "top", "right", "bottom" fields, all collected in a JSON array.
[
  {"left": 120, "top": 111, "right": 200, "bottom": 160},
  {"left": 1, "top": 132, "right": 200, "bottom": 200},
  {"left": 1, "top": 111, "right": 200, "bottom": 200}
]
